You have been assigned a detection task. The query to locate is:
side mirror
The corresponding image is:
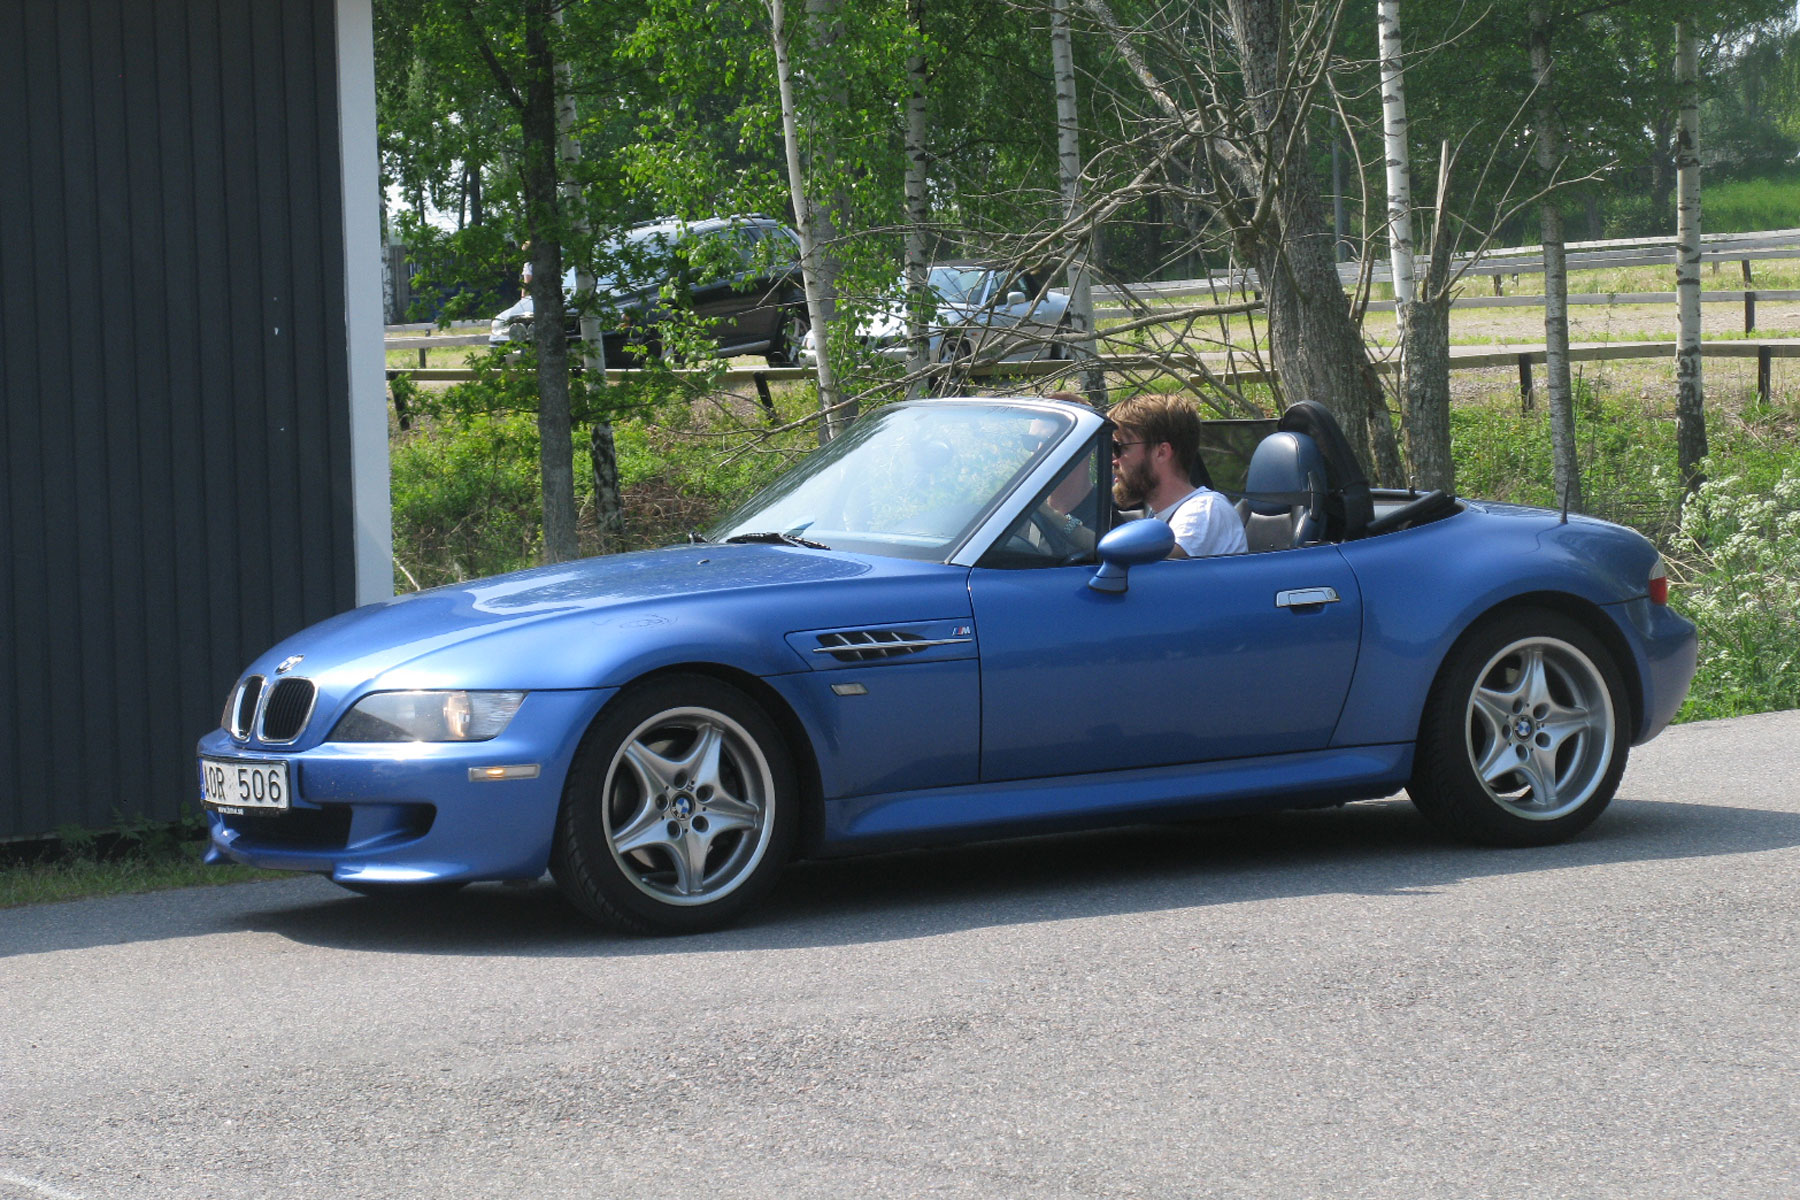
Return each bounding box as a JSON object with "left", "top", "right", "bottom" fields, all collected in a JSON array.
[
  {"left": 1005, "top": 290, "right": 1027, "bottom": 307},
  {"left": 1088, "top": 520, "right": 1174, "bottom": 593}
]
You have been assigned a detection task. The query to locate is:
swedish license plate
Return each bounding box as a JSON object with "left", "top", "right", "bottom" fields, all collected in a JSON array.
[{"left": 201, "top": 757, "right": 290, "bottom": 812}]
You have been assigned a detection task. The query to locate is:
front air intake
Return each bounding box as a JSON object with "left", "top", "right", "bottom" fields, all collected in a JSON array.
[
  {"left": 231, "top": 676, "right": 264, "bottom": 741},
  {"left": 259, "top": 678, "right": 317, "bottom": 743}
]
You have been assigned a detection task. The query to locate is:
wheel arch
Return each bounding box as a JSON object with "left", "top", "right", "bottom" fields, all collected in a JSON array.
[
  {"left": 593, "top": 661, "right": 828, "bottom": 862},
  {"left": 1425, "top": 590, "right": 1643, "bottom": 743}
]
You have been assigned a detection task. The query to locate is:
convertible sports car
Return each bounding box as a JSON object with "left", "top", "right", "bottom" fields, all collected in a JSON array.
[{"left": 198, "top": 398, "right": 1697, "bottom": 934}]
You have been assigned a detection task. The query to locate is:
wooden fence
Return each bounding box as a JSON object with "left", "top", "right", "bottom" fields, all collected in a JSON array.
[{"left": 386, "top": 337, "right": 1800, "bottom": 406}]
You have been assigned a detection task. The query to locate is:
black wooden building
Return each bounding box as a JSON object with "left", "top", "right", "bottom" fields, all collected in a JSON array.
[{"left": 0, "top": 0, "right": 390, "bottom": 839}]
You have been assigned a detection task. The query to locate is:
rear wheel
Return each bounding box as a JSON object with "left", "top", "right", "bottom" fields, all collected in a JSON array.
[
  {"left": 1409, "top": 609, "right": 1628, "bottom": 846},
  {"left": 766, "top": 308, "right": 809, "bottom": 367},
  {"left": 551, "top": 674, "right": 797, "bottom": 935}
]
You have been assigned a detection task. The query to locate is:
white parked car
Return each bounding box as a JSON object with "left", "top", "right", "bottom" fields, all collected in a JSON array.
[{"left": 798, "top": 263, "right": 1073, "bottom": 368}]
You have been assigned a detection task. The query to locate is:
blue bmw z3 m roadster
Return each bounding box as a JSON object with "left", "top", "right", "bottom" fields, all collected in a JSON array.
[{"left": 198, "top": 397, "right": 1697, "bottom": 934}]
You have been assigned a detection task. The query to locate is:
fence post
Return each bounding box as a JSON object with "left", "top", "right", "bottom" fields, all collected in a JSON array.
[
  {"left": 1759, "top": 347, "right": 1773, "bottom": 403},
  {"left": 1741, "top": 259, "right": 1752, "bottom": 284},
  {"left": 1745, "top": 291, "right": 1756, "bottom": 335},
  {"left": 1492, "top": 273, "right": 1503, "bottom": 296},
  {"left": 752, "top": 372, "right": 777, "bottom": 424},
  {"left": 1518, "top": 354, "right": 1534, "bottom": 410}
]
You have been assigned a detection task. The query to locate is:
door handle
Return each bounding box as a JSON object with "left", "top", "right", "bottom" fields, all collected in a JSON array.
[{"left": 1275, "top": 587, "right": 1341, "bottom": 609}]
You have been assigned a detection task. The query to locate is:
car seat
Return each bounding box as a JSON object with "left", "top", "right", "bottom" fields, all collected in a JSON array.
[{"left": 1234, "top": 431, "right": 1328, "bottom": 551}]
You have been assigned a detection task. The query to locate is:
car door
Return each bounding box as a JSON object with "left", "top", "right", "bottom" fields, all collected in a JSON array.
[
  {"left": 968, "top": 536, "right": 1363, "bottom": 783},
  {"left": 685, "top": 226, "right": 754, "bottom": 347}
]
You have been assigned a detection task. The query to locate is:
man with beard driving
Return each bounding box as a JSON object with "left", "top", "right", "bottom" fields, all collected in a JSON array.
[{"left": 1107, "top": 393, "right": 1246, "bottom": 558}]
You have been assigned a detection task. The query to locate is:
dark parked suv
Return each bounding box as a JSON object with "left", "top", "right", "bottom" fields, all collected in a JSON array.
[{"left": 489, "top": 216, "right": 807, "bottom": 366}]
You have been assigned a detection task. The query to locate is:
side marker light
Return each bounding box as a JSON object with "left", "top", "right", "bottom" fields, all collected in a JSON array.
[{"left": 469, "top": 764, "right": 541, "bottom": 781}]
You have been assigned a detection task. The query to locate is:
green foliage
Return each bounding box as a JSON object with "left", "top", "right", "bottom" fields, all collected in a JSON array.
[
  {"left": 1451, "top": 379, "right": 1685, "bottom": 530},
  {"left": 1669, "top": 466, "right": 1800, "bottom": 720},
  {"left": 391, "top": 410, "right": 547, "bottom": 587}
]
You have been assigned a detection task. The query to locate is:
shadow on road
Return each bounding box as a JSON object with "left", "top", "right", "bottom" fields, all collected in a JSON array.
[{"left": 5, "top": 788, "right": 1797, "bottom": 960}]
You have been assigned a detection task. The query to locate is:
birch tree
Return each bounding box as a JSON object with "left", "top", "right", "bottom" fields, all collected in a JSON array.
[
  {"left": 1528, "top": 2, "right": 1580, "bottom": 514},
  {"left": 769, "top": 0, "right": 851, "bottom": 440},
  {"left": 1377, "top": 0, "right": 1415, "bottom": 316},
  {"left": 1674, "top": 20, "right": 1706, "bottom": 490},
  {"left": 903, "top": 0, "right": 931, "bottom": 398},
  {"left": 555, "top": 11, "right": 622, "bottom": 550},
  {"left": 1052, "top": 0, "right": 1102, "bottom": 401}
]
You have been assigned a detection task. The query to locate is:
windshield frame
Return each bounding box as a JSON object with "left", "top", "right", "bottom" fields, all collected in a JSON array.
[{"left": 705, "top": 398, "right": 1105, "bottom": 565}]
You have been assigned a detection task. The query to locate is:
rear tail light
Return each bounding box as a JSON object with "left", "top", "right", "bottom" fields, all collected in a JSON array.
[{"left": 1648, "top": 558, "right": 1669, "bottom": 606}]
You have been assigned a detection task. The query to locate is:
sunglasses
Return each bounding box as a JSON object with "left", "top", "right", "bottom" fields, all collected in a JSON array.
[{"left": 1110, "top": 440, "right": 1149, "bottom": 458}]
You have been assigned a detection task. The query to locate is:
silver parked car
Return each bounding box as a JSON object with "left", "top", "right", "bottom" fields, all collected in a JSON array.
[{"left": 798, "top": 262, "right": 1072, "bottom": 368}]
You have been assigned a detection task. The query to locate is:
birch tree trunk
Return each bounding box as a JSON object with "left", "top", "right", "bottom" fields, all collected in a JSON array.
[
  {"left": 769, "top": 0, "right": 849, "bottom": 441},
  {"left": 903, "top": 0, "right": 931, "bottom": 399},
  {"left": 555, "top": 15, "right": 622, "bottom": 551},
  {"left": 1377, "top": 0, "right": 1415, "bottom": 314},
  {"left": 1529, "top": 2, "right": 1581, "bottom": 514},
  {"left": 1051, "top": 0, "right": 1102, "bottom": 402},
  {"left": 521, "top": 0, "right": 579, "bottom": 562},
  {"left": 1674, "top": 21, "right": 1708, "bottom": 489}
]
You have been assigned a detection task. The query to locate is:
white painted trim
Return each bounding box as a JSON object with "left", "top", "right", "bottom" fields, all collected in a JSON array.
[{"left": 335, "top": 0, "right": 394, "bottom": 605}]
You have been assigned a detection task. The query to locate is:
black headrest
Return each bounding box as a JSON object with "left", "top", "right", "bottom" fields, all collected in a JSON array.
[
  {"left": 1243, "top": 432, "right": 1327, "bottom": 516},
  {"left": 1276, "top": 400, "right": 1374, "bottom": 539}
]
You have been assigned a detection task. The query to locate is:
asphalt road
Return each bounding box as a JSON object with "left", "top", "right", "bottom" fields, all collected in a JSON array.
[{"left": 4, "top": 711, "right": 1797, "bottom": 1199}]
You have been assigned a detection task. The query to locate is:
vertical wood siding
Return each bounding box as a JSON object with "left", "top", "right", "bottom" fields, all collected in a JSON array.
[{"left": 0, "top": 0, "right": 355, "bottom": 838}]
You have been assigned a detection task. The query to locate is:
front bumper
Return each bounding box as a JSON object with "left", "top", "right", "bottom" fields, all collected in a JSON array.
[{"left": 195, "top": 688, "right": 614, "bottom": 885}]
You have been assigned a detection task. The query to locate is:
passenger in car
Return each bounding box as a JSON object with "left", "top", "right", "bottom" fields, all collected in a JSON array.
[{"left": 1107, "top": 394, "right": 1247, "bottom": 558}]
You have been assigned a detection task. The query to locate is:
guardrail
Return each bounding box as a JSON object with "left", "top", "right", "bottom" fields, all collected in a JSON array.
[{"left": 1092, "top": 228, "right": 1800, "bottom": 304}]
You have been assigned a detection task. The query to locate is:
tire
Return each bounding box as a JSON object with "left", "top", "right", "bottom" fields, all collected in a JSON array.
[
  {"left": 766, "top": 308, "right": 809, "bottom": 367},
  {"left": 1408, "top": 608, "right": 1628, "bottom": 847},
  {"left": 335, "top": 880, "right": 467, "bottom": 899},
  {"left": 551, "top": 674, "right": 798, "bottom": 935}
]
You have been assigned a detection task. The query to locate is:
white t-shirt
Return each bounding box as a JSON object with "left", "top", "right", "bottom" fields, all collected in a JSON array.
[{"left": 1153, "top": 486, "right": 1248, "bottom": 557}]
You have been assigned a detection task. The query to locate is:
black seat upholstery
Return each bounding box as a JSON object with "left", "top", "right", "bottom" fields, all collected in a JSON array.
[{"left": 1234, "top": 431, "right": 1328, "bottom": 551}]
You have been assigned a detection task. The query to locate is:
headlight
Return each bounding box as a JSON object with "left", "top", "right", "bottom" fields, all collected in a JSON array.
[{"left": 329, "top": 691, "right": 527, "bottom": 742}]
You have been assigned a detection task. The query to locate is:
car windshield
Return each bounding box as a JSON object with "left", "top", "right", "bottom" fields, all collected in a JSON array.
[
  {"left": 926, "top": 266, "right": 992, "bottom": 306},
  {"left": 708, "top": 403, "right": 1076, "bottom": 561}
]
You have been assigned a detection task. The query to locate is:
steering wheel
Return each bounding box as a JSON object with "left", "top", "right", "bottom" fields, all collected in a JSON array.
[{"left": 1027, "top": 506, "right": 1087, "bottom": 562}]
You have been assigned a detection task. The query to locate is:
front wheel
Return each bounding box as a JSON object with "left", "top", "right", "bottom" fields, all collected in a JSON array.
[
  {"left": 551, "top": 675, "right": 798, "bottom": 935},
  {"left": 1409, "top": 609, "right": 1628, "bottom": 846}
]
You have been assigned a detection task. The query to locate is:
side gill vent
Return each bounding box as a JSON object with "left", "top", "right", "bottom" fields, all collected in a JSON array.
[{"left": 814, "top": 630, "right": 929, "bottom": 663}]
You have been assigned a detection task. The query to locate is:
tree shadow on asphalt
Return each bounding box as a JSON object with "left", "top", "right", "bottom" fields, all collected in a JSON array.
[{"left": 6, "top": 789, "right": 1798, "bottom": 959}]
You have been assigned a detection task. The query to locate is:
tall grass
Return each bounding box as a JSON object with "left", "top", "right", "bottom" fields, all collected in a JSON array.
[{"left": 1704, "top": 171, "right": 1800, "bottom": 234}]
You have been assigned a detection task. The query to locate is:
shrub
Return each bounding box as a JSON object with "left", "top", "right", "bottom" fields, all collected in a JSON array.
[
  {"left": 1668, "top": 467, "right": 1800, "bottom": 720},
  {"left": 391, "top": 411, "right": 545, "bottom": 589}
]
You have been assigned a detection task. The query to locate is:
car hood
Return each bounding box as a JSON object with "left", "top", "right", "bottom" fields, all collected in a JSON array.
[{"left": 247, "top": 544, "right": 973, "bottom": 699}]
